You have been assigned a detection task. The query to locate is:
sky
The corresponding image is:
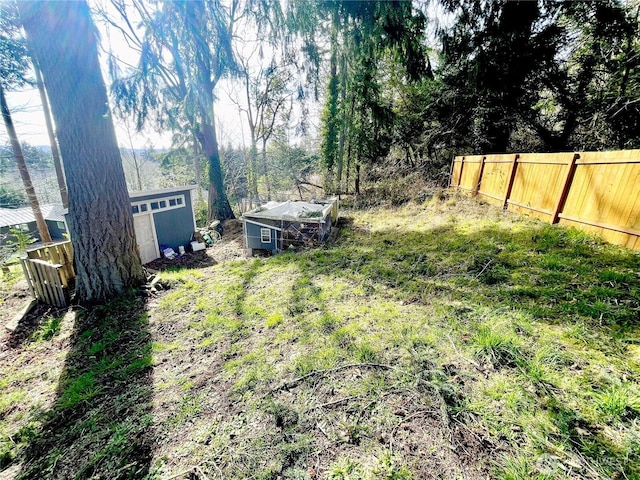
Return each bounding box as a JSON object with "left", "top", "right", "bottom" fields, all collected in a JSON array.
[
  {"left": 1, "top": 0, "right": 446, "bottom": 153},
  {"left": 0, "top": 1, "right": 257, "bottom": 151}
]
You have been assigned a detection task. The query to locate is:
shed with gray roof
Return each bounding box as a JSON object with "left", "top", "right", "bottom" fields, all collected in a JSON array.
[{"left": 241, "top": 199, "right": 338, "bottom": 254}]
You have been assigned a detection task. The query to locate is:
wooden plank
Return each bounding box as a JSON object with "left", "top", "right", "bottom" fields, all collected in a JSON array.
[
  {"left": 515, "top": 152, "right": 571, "bottom": 165},
  {"left": 36, "top": 261, "right": 55, "bottom": 305},
  {"left": 473, "top": 156, "right": 487, "bottom": 196},
  {"left": 624, "top": 185, "right": 640, "bottom": 229},
  {"left": 457, "top": 156, "right": 465, "bottom": 189},
  {"left": 19, "top": 257, "right": 36, "bottom": 299},
  {"left": 576, "top": 149, "right": 640, "bottom": 165},
  {"left": 61, "top": 241, "right": 75, "bottom": 282},
  {"left": 502, "top": 154, "right": 520, "bottom": 209},
  {"left": 558, "top": 213, "right": 640, "bottom": 237},
  {"left": 551, "top": 153, "right": 579, "bottom": 224},
  {"left": 477, "top": 191, "right": 504, "bottom": 202},
  {"left": 507, "top": 200, "right": 553, "bottom": 216},
  {"left": 514, "top": 160, "right": 572, "bottom": 165},
  {"left": 48, "top": 264, "right": 65, "bottom": 307},
  {"left": 614, "top": 164, "right": 640, "bottom": 228},
  {"left": 41, "top": 263, "right": 62, "bottom": 307},
  {"left": 567, "top": 164, "right": 597, "bottom": 218},
  {"left": 29, "top": 260, "right": 46, "bottom": 302},
  {"left": 5, "top": 299, "right": 38, "bottom": 332},
  {"left": 449, "top": 159, "right": 457, "bottom": 188},
  {"left": 601, "top": 162, "right": 632, "bottom": 226},
  {"left": 49, "top": 245, "right": 61, "bottom": 265},
  {"left": 27, "top": 259, "right": 63, "bottom": 306}
]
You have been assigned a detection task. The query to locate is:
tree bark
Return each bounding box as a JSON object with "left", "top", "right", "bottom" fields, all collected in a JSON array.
[
  {"left": 0, "top": 83, "right": 52, "bottom": 243},
  {"left": 33, "top": 60, "right": 68, "bottom": 208},
  {"left": 198, "top": 118, "right": 235, "bottom": 222},
  {"left": 244, "top": 70, "right": 260, "bottom": 202},
  {"left": 336, "top": 52, "right": 347, "bottom": 191},
  {"left": 19, "top": 0, "right": 145, "bottom": 303},
  {"left": 261, "top": 139, "right": 272, "bottom": 201}
]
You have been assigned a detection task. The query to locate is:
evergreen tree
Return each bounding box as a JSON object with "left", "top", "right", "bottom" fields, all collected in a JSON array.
[
  {"left": 19, "top": 0, "right": 145, "bottom": 303},
  {"left": 108, "top": 0, "right": 240, "bottom": 222}
]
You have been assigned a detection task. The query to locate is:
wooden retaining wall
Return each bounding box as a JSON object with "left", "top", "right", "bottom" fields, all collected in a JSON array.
[
  {"left": 26, "top": 241, "right": 74, "bottom": 287},
  {"left": 450, "top": 150, "right": 640, "bottom": 250},
  {"left": 20, "top": 241, "right": 75, "bottom": 307},
  {"left": 20, "top": 258, "right": 67, "bottom": 307}
]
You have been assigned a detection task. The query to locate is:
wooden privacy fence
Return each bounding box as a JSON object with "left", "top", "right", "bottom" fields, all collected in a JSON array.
[
  {"left": 20, "top": 241, "right": 75, "bottom": 307},
  {"left": 450, "top": 150, "right": 640, "bottom": 250}
]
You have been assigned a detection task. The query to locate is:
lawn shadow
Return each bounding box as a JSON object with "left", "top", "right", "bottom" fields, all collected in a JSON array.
[
  {"left": 6, "top": 304, "right": 69, "bottom": 349},
  {"left": 15, "top": 293, "right": 156, "bottom": 480}
]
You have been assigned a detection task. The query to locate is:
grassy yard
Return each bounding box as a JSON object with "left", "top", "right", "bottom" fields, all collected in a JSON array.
[{"left": 1, "top": 196, "right": 639, "bottom": 479}]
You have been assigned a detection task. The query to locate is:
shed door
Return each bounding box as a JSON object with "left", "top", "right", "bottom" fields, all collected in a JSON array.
[{"left": 134, "top": 214, "right": 159, "bottom": 264}]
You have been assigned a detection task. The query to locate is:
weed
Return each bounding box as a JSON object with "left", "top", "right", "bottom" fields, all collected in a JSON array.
[
  {"left": 266, "top": 313, "right": 284, "bottom": 328},
  {"left": 372, "top": 450, "right": 412, "bottom": 479},
  {"left": 30, "top": 315, "right": 63, "bottom": 342},
  {"left": 0, "top": 443, "right": 13, "bottom": 469},
  {"left": 494, "top": 453, "right": 531, "bottom": 480},
  {"left": 0, "top": 390, "right": 26, "bottom": 417},
  {"left": 595, "top": 385, "right": 640, "bottom": 422},
  {"left": 265, "top": 399, "right": 299, "bottom": 430},
  {"left": 170, "top": 394, "right": 203, "bottom": 425},
  {"left": 327, "top": 457, "right": 365, "bottom": 479},
  {"left": 472, "top": 325, "right": 522, "bottom": 367},
  {"left": 293, "top": 346, "right": 340, "bottom": 376},
  {"left": 58, "top": 372, "right": 103, "bottom": 409},
  {"left": 317, "top": 313, "right": 340, "bottom": 333},
  {"left": 350, "top": 342, "right": 380, "bottom": 363}
]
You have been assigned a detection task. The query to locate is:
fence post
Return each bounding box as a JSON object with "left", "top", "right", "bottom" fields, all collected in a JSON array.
[
  {"left": 503, "top": 154, "right": 520, "bottom": 209},
  {"left": 550, "top": 153, "right": 580, "bottom": 224},
  {"left": 457, "top": 156, "right": 465, "bottom": 190},
  {"left": 473, "top": 156, "right": 487, "bottom": 196}
]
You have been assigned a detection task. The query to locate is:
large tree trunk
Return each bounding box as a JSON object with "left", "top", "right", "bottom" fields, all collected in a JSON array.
[
  {"left": 248, "top": 141, "right": 259, "bottom": 203},
  {"left": 199, "top": 119, "right": 235, "bottom": 222},
  {"left": 261, "top": 139, "right": 272, "bottom": 202},
  {"left": 33, "top": 60, "right": 68, "bottom": 208},
  {"left": 0, "top": 84, "right": 52, "bottom": 243},
  {"left": 244, "top": 72, "right": 260, "bottom": 203},
  {"left": 336, "top": 52, "right": 347, "bottom": 192},
  {"left": 19, "top": 0, "right": 145, "bottom": 304}
]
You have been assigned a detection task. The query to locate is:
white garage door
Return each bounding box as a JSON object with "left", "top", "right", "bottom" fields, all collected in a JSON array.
[{"left": 133, "top": 214, "right": 159, "bottom": 264}]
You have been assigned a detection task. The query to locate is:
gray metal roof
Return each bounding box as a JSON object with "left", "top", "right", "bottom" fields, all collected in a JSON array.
[
  {"left": 242, "top": 200, "right": 333, "bottom": 223},
  {"left": 0, "top": 204, "right": 66, "bottom": 228}
]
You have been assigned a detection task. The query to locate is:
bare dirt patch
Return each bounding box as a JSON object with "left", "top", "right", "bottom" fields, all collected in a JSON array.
[{"left": 145, "top": 221, "right": 246, "bottom": 272}]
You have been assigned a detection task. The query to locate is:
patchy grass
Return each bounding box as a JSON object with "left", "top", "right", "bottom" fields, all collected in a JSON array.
[
  {"left": 1, "top": 196, "right": 639, "bottom": 479},
  {"left": 0, "top": 261, "right": 22, "bottom": 293}
]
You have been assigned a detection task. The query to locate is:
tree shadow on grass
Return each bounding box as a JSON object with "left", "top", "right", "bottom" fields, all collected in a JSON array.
[
  {"left": 15, "top": 293, "right": 155, "bottom": 480},
  {"left": 6, "top": 304, "right": 69, "bottom": 350}
]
